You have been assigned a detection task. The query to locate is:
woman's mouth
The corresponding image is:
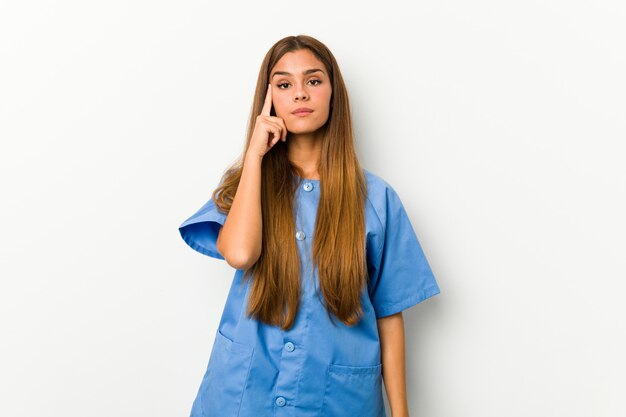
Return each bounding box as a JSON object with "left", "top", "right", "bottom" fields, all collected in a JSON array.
[{"left": 292, "top": 108, "right": 314, "bottom": 117}]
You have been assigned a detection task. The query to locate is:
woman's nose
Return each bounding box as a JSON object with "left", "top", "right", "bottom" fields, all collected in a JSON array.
[{"left": 294, "top": 85, "right": 308, "bottom": 100}]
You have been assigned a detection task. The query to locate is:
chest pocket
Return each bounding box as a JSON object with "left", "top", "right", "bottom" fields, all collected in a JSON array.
[
  {"left": 320, "top": 362, "right": 385, "bottom": 417},
  {"left": 199, "top": 328, "right": 254, "bottom": 417}
]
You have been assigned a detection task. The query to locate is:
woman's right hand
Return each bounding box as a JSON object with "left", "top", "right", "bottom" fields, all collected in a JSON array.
[{"left": 247, "top": 84, "right": 288, "bottom": 159}]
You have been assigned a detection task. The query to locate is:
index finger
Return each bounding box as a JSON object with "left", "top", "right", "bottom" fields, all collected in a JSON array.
[{"left": 260, "top": 84, "right": 273, "bottom": 117}]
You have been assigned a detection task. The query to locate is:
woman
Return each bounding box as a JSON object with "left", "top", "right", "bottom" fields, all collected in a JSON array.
[{"left": 179, "top": 34, "right": 441, "bottom": 417}]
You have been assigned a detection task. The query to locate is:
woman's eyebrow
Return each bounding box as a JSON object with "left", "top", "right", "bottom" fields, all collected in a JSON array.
[{"left": 271, "top": 68, "right": 325, "bottom": 79}]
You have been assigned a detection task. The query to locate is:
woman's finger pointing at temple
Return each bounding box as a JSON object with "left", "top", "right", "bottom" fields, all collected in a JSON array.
[{"left": 261, "top": 84, "right": 272, "bottom": 117}]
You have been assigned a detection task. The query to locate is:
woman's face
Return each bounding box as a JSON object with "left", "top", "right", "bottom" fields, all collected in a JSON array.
[{"left": 269, "top": 49, "right": 333, "bottom": 136}]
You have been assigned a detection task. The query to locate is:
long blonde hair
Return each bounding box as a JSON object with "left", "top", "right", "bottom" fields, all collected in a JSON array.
[{"left": 213, "top": 35, "right": 368, "bottom": 330}]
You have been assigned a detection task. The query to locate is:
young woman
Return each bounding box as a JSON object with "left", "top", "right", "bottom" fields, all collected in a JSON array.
[{"left": 179, "top": 34, "right": 441, "bottom": 417}]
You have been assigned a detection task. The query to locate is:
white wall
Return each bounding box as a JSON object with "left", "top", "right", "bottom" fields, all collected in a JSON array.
[{"left": 1, "top": 1, "right": 624, "bottom": 416}]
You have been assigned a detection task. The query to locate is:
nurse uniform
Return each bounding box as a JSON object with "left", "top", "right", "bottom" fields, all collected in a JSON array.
[{"left": 178, "top": 168, "right": 441, "bottom": 417}]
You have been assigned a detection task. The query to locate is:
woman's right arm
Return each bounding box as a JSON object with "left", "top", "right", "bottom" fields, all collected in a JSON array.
[{"left": 216, "top": 84, "right": 287, "bottom": 270}]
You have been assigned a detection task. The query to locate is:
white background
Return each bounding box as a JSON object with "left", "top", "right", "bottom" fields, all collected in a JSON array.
[{"left": 1, "top": 1, "right": 624, "bottom": 416}]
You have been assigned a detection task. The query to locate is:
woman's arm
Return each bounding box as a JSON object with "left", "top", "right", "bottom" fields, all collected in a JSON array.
[
  {"left": 377, "top": 311, "right": 410, "bottom": 417},
  {"left": 217, "top": 84, "right": 286, "bottom": 270},
  {"left": 216, "top": 153, "right": 263, "bottom": 270}
]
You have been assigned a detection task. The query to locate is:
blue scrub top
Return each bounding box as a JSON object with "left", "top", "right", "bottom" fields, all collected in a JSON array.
[{"left": 179, "top": 168, "right": 441, "bottom": 417}]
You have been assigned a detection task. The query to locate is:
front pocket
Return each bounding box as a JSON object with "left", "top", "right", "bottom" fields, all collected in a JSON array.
[
  {"left": 320, "top": 363, "right": 385, "bottom": 417},
  {"left": 200, "top": 328, "right": 254, "bottom": 417}
]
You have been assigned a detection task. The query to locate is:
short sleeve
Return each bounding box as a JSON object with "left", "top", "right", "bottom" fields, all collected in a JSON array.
[
  {"left": 368, "top": 184, "right": 440, "bottom": 318},
  {"left": 178, "top": 196, "right": 228, "bottom": 260}
]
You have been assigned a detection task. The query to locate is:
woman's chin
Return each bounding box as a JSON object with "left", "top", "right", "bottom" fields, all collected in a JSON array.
[{"left": 286, "top": 122, "right": 326, "bottom": 136}]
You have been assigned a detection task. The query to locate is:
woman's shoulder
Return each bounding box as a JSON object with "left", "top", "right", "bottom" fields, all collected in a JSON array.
[
  {"left": 363, "top": 167, "right": 398, "bottom": 205},
  {"left": 363, "top": 167, "right": 390, "bottom": 192},
  {"left": 362, "top": 168, "right": 399, "bottom": 228}
]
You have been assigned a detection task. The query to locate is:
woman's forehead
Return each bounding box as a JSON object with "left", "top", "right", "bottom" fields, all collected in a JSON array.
[{"left": 271, "top": 50, "right": 327, "bottom": 77}]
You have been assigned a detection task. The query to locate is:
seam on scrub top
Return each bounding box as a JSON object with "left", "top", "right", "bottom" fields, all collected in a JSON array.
[
  {"left": 365, "top": 189, "right": 386, "bottom": 261},
  {"left": 292, "top": 185, "right": 313, "bottom": 411}
]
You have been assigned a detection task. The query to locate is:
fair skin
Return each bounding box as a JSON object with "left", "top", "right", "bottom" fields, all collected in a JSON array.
[
  {"left": 216, "top": 48, "right": 410, "bottom": 417},
  {"left": 269, "top": 48, "right": 331, "bottom": 180},
  {"left": 378, "top": 312, "right": 410, "bottom": 417}
]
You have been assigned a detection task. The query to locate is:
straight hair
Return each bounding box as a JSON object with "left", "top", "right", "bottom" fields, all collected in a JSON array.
[{"left": 213, "top": 35, "right": 368, "bottom": 330}]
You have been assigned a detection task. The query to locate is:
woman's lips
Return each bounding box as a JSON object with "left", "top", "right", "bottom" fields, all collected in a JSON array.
[{"left": 292, "top": 110, "right": 313, "bottom": 117}]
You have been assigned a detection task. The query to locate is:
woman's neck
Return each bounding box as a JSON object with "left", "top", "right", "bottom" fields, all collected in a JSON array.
[{"left": 287, "top": 132, "right": 322, "bottom": 179}]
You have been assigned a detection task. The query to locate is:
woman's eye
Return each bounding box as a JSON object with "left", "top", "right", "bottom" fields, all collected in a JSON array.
[{"left": 276, "top": 79, "right": 322, "bottom": 89}]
